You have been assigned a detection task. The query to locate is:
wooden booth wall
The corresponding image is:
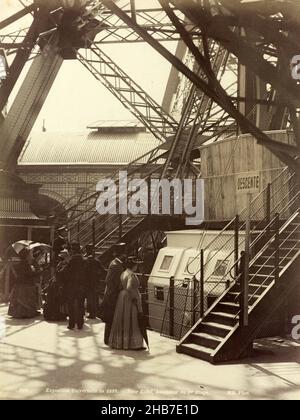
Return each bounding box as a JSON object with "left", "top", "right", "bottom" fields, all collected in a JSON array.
[{"left": 200, "top": 130, "right": 295, "bottom": 221}]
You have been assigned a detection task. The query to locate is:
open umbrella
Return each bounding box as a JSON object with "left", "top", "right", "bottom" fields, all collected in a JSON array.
[
  {"left": 28, "top": 242, "right": 51, "bottom": 251},
  {"left": 6, "top": 241, "right": 51, "bottom": 260},
  {"left": 11, "top": 240, "right": 33, "bottom": 254}
]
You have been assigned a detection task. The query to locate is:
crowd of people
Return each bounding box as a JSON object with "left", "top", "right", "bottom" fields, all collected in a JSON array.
[{"left": 6, "top": 231, "right": 148, "bottom": 351}]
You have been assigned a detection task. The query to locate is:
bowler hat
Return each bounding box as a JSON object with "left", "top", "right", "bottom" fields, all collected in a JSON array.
[
  {"left": 127, "top": 256, "right": 143, "bottom": 265},
  {"left": 86, "top": 244, "right": 94, "bottom": 256},
  {"left": 113, "top": 242, "right": 126, "bottom": 252},
  {"left": 70, "top": 242, "right": 81, "bottom": 253},
  {"left": 57, "top": 226, "right": 67, "bottom": 232}
]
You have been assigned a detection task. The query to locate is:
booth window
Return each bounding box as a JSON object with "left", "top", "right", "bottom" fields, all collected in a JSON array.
[
  {"left": 154, "top": 286, "right": 164, "bottom": 301},
  {"left": 212, "top": 260, "right": 229, "bottom": 277},
  {"left": 159, "top": 255, "right": 173, "bottom": 271}
]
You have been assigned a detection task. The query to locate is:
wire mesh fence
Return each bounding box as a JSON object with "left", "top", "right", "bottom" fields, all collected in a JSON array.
[{"left": 179, "top": 166, "right": 299, "bottom": 338}]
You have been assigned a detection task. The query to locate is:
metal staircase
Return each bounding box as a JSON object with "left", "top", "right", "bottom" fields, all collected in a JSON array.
[
  {"left": 51, "top": 40, "right": 230, "bottom": 257},
  {"left": 47, "top": 38, "right": 232, "bottom": 259},
  {"left": 176, "top": 167, "right": 300, "bottom": 363},
  {"left": 77, "top": 43, "right": 178, "bottom": 142}
]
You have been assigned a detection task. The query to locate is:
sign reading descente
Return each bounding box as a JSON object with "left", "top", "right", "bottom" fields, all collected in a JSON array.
[{"left": 236, "top": 172, "right": 261, "bottom": 194}]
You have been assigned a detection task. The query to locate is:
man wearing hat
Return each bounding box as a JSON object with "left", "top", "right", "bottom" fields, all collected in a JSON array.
[
  {"left": 100, "top": 243, "right": 127, "bottom": 345},
  {"left": 53, "top": 226, "right": 68, "bottom": 264},
  {"left": 85, "top": 244, "right": 105, "bottom": 319},
  {"left": 61, "top": 242, "right": 87, "bottom": 330}
]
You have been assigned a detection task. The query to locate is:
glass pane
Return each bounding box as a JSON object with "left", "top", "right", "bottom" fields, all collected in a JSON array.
[
  {"left": 159, "top": 255, "right": 173, "bottom": 271},
  {"left": 212, "top": 260, "right": 229, "bottom": 277}
]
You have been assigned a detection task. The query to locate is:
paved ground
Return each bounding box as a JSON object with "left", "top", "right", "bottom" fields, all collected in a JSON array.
[{"left": 0, "top": 303, "right": 300, "bottom": 400}]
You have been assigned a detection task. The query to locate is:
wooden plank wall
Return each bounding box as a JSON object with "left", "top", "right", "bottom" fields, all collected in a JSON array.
[{"left": 200, "top": 130, "right": 295, "bottom": 221}]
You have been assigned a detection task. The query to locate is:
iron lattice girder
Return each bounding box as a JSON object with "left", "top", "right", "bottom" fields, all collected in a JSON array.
[
  {"left": 100, "top": 0, "right": 299, "bottom": 174},
  {"left": 163, "top": 41, "right": 232, "bottom": 178},
  {"left": 77, "top": 43, "right": 178, "bottom": 142},
  {"left": 95, "top": 6, "right": 201, "bottom": 43},
  {"left": 0, "top": 8, "right": 201, "bottom": 48},
  {"left": 0, "top": 20, "right": 41, "bottom": 113},
  {"left": 0, "top": 3, "right": 36, "bottom": 31},
  {"left": 0, "top": 35, "right": 63, "bottom": 169},
  {"left": 169, "top": 0, "right": 300, "bottom": 110}
]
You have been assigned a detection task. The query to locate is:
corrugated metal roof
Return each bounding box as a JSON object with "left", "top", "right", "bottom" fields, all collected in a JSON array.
[
  {"left": 0, "top": 211, "right": 39, "bottom": 220},
  {"left": 0, "top": 197, "right": 39, "bottom": 220},
  {"left": 87, "top": 120, "right": 145, "bottom": 129},
  {"left": 18, "top": 131, "right": 160, "bottom": 166}
]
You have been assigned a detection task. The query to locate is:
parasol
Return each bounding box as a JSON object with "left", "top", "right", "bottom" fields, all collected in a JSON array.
[
  {"left": 5, "top": 241, "right": 51, "bottom": 260},
  {"left": 11, "top": 241, "right": 51, "bottom": 254},
  {"left": 11, "top": 240, "right": 33, "bottom": 254}
]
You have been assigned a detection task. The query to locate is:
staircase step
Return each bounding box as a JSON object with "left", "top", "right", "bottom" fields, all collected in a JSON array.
[
  {"left": 284, "top": 221, "right": 300, "bottom": 229},
  {"left": 280, "top": 232, "right": 300, "bottom": 240},
  {"left": 196, "top": 321, "right": 231, "bottom": 338},
  {"left": 249, "top": 264, "right": 277, "bottom": 275},
  {"left": 177, "top": 343, "right": 212, "bottom": 361},
  {"left": 190, "top": 332, "right": 222, "bottom": 349},
  {"left": 217, "top": 301, "right": 240, "bottom": 314},
  {"left": 124, "top": 224, "right": 138, "bottom": 229},
  {"left": 248, "top": 273, "right": 274, "bottom": 285},
  {"left": 208, "top": 312, "right": 237, "bottom": 327},
  {"left": 248, "top": 283, "right": 269, "bottom": 294},
  {"left": 227, "top": 291, "right": 262, "bottom": 305},
  {"left": 200, "top": 321, "right": 233, "bottom": 337},
  {"left": 263, "top": 248, "right": 298, "bottom": 258}
]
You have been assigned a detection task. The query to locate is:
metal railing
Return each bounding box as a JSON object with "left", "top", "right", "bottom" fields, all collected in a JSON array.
[
  {"left": 187, "top": 166, "right": 297, "bottom": 277},
  {"left": 234, "top": 209, "right": 300, "bottom": 320},
  {"left": 181, "top": 165, "right": 299, "bottom": 335},
  {"left": 135, "top": 273, "right": 206, "bottom": 340},
  {"left": 69, "top": 165, "right": 164, "bottom": 249}
]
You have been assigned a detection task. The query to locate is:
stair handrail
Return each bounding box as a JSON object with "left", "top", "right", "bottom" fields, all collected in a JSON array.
[
  {"left": 53, "top": 146, "right": 168, "bottom": 223},
  {"left": 177, "top": 206, "right": 300, "bottom": 346},
  {"left": 186, "top": 165, "right": 294, "bottom": 275},
  {"left": 231, "top": 207, "right": 300, "bottom": 323},
  {"left": 54, "top": 39, "right": 230, "bottom": 226},
  {"left": 68, "top": 164, "right": 163, "bottom": 242},
  {"left": 240, "top": 208, "right": 300, "bottom": 304},
  {"left": 192, "top": 214, "right": 279, "bottom": 312},
  {"left": 184, "top": 175, "right": 299, "bottom": 323},
  {"left": 188, "top": 204, "right": 299, "bottom": 325}
]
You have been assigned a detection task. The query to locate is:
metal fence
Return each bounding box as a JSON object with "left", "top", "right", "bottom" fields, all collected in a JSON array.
[
  {"left": 129, "top": 274, "right": 207, "bottom": 341},
  {"left": 179, "top": 166, "right": 300, "bottom": 338}
]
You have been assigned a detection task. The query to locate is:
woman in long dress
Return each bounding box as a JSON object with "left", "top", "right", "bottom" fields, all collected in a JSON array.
[
  {"left": 109, "top": 257, "right": 145, "bottom": 350},
  {"left": 8, "top": 247, "right": 40, "bottom": 319}
]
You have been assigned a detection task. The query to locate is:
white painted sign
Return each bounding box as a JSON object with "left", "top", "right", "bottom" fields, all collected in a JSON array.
[{"left": 236, "top": 172, "right": 261, "bottom": 194}]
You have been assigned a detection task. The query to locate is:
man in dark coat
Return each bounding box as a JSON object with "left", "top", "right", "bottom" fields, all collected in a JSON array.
[
  {"left": 100, "top": 243, "right": 126, "bottom": 345},
  {"left": 85, "top": 244, "right": 105, "bottom": 319},
  {"left": 53, "top": 227, "right": 68, "bottom": 264},
  {"left": 61, "top": 242, "right": 87, "bottom": 330}
]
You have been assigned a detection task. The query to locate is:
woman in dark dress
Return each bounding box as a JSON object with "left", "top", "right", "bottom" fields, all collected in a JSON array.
[
  {"left": 8, "top": 247, "right": 40, "bottom": 319},
  {"left": 109, "top": 257, "right": 145, "bottom": 350}
]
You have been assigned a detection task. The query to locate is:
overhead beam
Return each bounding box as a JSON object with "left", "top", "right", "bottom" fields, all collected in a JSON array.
[
  {"left": 0, "top": 19, "right": 40, "bottom": 113},
  {"left": 101, "top": 0, "right": 299, "bottom": 174},
  {"left": 77, "top": 43, "right": 178, "bottom": 142},
  {"left": 0, "top": 3, "right": 36, "bottom": 31},
  {"left": 0, "top": 36, "right": 63, "bottom": 170},
  {"left": 169, "top": 0, "right": 300, "bottom": 110}
]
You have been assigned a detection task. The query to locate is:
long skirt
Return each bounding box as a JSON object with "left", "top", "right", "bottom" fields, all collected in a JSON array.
[
  {"left": 8, "top": 284, "right": 39, "bottom": 319},
  {"left": 109, "top": 290, "right": 144, "bottom": 350}
]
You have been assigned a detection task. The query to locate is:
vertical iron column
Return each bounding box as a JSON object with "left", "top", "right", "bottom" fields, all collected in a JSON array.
[
  {"left": 274, "top": 213, "right": 280, "bottom": 284},
  {"left": 200, "top": 249, "right": 204, "bottom": 318},
  {"left": 169, "top": 276, "right": 175, "bottom": 337}
]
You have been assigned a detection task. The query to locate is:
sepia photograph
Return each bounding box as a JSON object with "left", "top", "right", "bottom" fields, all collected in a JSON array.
[{"left": 0, "top": 0, "right": 299, "bottom": 403}]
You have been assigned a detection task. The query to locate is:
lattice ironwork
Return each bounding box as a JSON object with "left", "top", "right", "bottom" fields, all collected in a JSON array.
[{"left": 77, "top": 42, "right": 178, "bottom": 142}]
